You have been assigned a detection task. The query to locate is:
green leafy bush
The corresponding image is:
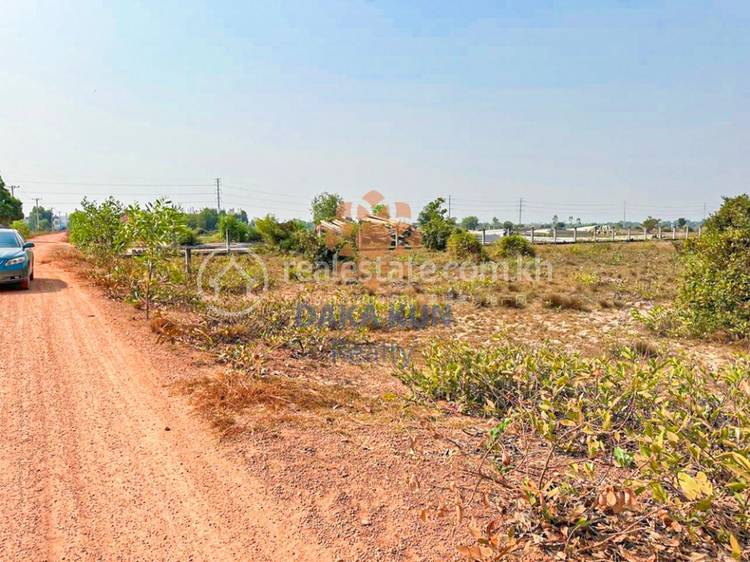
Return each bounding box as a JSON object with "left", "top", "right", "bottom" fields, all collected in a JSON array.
[
  {"left": 676, "top": 195, "right": 750, "bottom": 339},
  {"left": 494, "top": 233, "right": 535, "bottom": 257},
  {"left": 0, "top": 176, "right": 23, "bottom": 225},
  {"left": 310, "top": 192, "right": 343, "bottom": 223},
  {"left": 68, "top": 197, "right": 128, "bottom": 263},
  {"left": 177, "top": 228, "right": 200, "bottom": 246},
  {"left": 446, "top": 230, "right": 486, "bottom": 263},
  {"left": 418, "top": 198, "right": 456, "bottom": 251},
  {"left": 11, "top": 219, "right": 30, "bottom": 239},
  {"left": 255, "top": 214, "right": 309, "bottom": 252},
  {"left": 400, "top": 339, "right": 750, "bottom": 557},
  {"left": 124, "top": 199, "right": 188, "bottom": 318},
  {"left": 217, "top": 214, "right": 251, "bottom": 243}
]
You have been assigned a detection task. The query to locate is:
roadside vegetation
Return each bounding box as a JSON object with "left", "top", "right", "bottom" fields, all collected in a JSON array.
[
  {"left": 63, "top": 192, "right": 750, "bottom": 560},
  {"left": 401, "top": 340, "right": 749, "bottom": 560},
  {"left": 635, "top": 195, "right": 750, "bottom": 342},
  {"left": 1, "top": 175, "right": 60, "bottom": 236}
]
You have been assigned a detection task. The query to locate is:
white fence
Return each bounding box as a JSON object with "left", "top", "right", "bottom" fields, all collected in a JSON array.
[{"left": 469, "top": 225, "right": 699, "bottom": 245}]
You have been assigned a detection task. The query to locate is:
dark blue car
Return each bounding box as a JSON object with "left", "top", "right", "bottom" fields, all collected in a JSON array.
[{"left": 0, "top": 229, "right": 35, "bottom": 290}]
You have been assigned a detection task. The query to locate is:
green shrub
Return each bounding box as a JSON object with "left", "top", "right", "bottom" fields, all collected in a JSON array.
[
  {"left": 676, "top": 195, "right": 750, "bottom": 338},
  {"left": 494, "top": 233, "right": 535, "bottom": 257},
  {"left": 11, "top": 219, "right": 30, "bottom": 238},
  {"left": 0, "top": 176, "right": 23, "bottom": 225},
  {"left": 418, "top": 198, "right": 457, "bottom": 251},
  {"left": 400, "top": 339, "right": 750, "bottom": 557},
  {"left": 217, "top": 214, "right": 250, "bottom": 243},
  {"left": 310, "top": 192, "right": 343, "bottom": 224},
  {"left": 124, "top": 199, "right": 188, "bottom": 318},
  {"left": 446, "top": 230, "right": 486, "bottom": 263},
  {"left": 177, "top": 228, "right": 200, "bottom": 246},
  {"left": 68, "top": 197, "right": 128, "bottom": 263},
  {"left": 255, "top": 214, "right": 309, "bottom": 251}
]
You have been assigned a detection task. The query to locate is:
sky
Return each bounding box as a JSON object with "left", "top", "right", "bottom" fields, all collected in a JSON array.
[{"left": 1, "top": 0, "right": 748, "bottom": 224}]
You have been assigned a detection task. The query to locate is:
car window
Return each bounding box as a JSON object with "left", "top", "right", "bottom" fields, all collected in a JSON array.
[{"left": 0, "top": 232, "right": 22, "bottom": 247}]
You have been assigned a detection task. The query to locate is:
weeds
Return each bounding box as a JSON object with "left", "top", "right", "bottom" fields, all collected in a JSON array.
[{"left": 400, "top": 339, "right": 750, "bottom": 559}]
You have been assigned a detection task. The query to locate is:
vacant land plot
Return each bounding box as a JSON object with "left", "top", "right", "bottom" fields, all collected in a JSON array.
[{"left": 55, "top": 235, "right": 749, "bottom": 561}]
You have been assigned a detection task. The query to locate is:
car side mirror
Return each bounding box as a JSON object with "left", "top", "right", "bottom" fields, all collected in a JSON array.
[{"left": 23, "top": 242, "right": 35, "bottom": 249}]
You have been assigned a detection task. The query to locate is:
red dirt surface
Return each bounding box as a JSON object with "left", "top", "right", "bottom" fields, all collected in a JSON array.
[
  {"left": 0, "top": 233, "right": 479, "bottom": 561},
  {"left": 0, "top": 233, "right": 350, "bottom": 560}
]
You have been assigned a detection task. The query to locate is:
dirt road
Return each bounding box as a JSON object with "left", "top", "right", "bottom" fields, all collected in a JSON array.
[{"left": 0, "top": 233, "right": 338, "bottom": 561}]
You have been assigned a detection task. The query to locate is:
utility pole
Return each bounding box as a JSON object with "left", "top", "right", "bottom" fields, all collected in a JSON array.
[
  {"left": 623, "top": 200, "right": 627, "bottom": 227},
  {"left": 8, "top": 185, "right": 20, "bottom": 197},
  {"left": 703, "top": 203, "right": 707, "bottom": 222},
  {"left": 215, "top": 178, "right": 222, "bottom": 212},
  {"left": 447, "top": 195, "right": 451, "bottom": 219},
  {"left": 33, "top": 198, "right": 41, "bottom": 230},
  {"left": 518, "top": 197, "right": 523, "bottom": 226}
]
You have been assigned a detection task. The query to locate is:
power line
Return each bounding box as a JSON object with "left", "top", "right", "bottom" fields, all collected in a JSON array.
[
  {"left": 222, "top": 184, "right": 311, "bottom": 200},
  {"left": 16, "top": 180, "right": 213, "bottom": 187}
]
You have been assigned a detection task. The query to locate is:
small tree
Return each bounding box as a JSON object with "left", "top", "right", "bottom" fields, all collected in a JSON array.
[
  {"left": 68, "top": 197, "right": 128, "bottom": 263},
  {"left": 28, "top": 206, "right": 53, "bottom": 231},
  {"left": 642, "top": 216, "right": 659, "bottom": 232},
  {"left": 677, "top": 195, "right": 750, "bottom": 338},
  {"left": 460, "top": 216, "right": 479, "bottom": 230},
  {"left": 0, "top": 175, "right": 23, "bottom": 226},
  {"left": 311, "top": 192, "right": 343, "bottom": 223},
  {"left": 124, "top": 199, "right": 188, "bottom": 319},
  {"left": 187, "top": 207, "right": 220, "bottom": 231},
  {"left": 218, "top": 213, "right": 249, "bottom": 242},
  {"left": 418, "top": 198, "right": 456, "bottom": 251}
]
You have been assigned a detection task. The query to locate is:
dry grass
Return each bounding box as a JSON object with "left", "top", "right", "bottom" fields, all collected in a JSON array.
[
  {"left": 543, "top": 292, "right": 590, "bottom": 311},
  {"left": 611, "top": 339, "right": 661, "bottom": 360},
  {"left": 177, "top": 371, "right": 370, "bottom": 435}
]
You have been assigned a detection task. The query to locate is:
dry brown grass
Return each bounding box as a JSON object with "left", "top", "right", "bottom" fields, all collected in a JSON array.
[
  {"left": 543, "top": 292, "right": 590, "bottom": 311},
  {"left": 611, "top": 339, "right": 661, "bottom": 360},
  {"left": 149, "top": 316, "right": 183, "bottom": 343},
  {"left": 177, "top": 371, "right": 370, "bottom": 435}
]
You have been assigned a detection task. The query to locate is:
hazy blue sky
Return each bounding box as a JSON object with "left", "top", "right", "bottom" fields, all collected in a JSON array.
[{"left": 1, "top": 1, "right": 748, "bottom": 223}]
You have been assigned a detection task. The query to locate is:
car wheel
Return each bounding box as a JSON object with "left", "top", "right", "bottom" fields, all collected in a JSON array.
[{"left": 19, "top": 277, "right": 30, "bottom": 290}]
